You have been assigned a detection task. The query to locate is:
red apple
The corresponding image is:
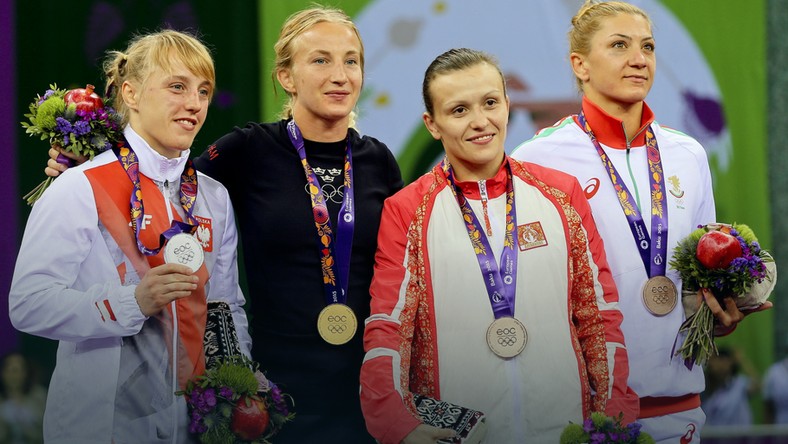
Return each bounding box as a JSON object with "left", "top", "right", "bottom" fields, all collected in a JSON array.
[
  {"left": 230, "top": 395, "right": 269, "bottom": 440},
  {"left": 696, "top": 230, "right": 742, "bottom": 269},
  {"left": 64, "top": 84, "right": 104, "bottom": 113}
]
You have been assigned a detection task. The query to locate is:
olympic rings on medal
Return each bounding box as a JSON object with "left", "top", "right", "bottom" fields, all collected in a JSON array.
[
  {"left": 497, "top": 336, "right": 517, "bottom": 346},
  {"left": 328, "top": 324, "right": 347, "bottom": 334}
]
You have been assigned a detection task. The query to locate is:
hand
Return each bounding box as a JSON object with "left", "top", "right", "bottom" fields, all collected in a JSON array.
[
  {"left": 45, "top": 144, "right": 87, "bottom": 177},
  {"left": 702, "top": 288, "right": 773, "bottom": 335},
  {"left": 134, "top": 263, "right": 198, "bottom": 316},
  {"left": 401, "top": 424, "right": 456, "bottom": 444}
]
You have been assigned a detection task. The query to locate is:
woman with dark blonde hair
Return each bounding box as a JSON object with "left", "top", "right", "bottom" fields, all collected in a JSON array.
[
  {"left": 513, "top": 1, "right": 766, "bottom": 441},
  {"left": 361, "top": 47, "right": 637, "bottom": 443}
]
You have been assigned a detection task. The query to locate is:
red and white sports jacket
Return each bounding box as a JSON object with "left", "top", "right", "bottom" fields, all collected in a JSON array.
[
  {"left": 10, "top": 126, "right": 251, "bottom": 443},
  {"left": 360, "top": 157, "right": 638, "bottom": 443}
]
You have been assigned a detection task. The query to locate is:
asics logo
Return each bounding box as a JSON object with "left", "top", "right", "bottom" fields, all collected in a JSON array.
[{"left": 584, "top": 178, "right": 601, "bottom": 199}]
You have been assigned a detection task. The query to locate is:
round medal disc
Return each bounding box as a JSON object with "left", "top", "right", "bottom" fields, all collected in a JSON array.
[
  {"left": 163, "top": 233, "right": 204, "bottom": 273},
  {"left": 642, "top": 275, "right": 678, "bottom": 316},
  {"left": 317, "top": 303, "right": 357, "bottom": 345},
  {"left": 486, "top": 317, "right": 527, "bottom": 358}
]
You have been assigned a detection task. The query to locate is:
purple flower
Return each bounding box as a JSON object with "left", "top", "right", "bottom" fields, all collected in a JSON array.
[
  {"left": 55, "top": 117, "right": 73, "bottom": 134},
  {"left": 590, "top": 432, "right": 607, "bottom": 444},
  {"left": 583, "top": 418, "right": 595, "bottom": 433},
  {"left": 203, "top": 388, "right": 217, "bottom": 408},
  {"left": 219, "top": 386, "right": 233, "bottom": 398},
  {"left": 189, "top": 417, "right": 207, "bottom": 434},
  {"left": 73, "top": 120, "right": 91, "bottom": 136},
  {"left": 37, "top": 89, "right": 56, "bottom": 105},
  {"left": 271, "top": 384, "right": 289, "bottom": 415}
]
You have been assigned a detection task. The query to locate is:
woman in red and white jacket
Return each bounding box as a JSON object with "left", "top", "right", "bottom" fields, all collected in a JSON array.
[{"left": 360, "top": 47, "right": 638, "bottom": 444}]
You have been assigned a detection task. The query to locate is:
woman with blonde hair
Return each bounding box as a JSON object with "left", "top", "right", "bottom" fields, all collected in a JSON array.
[
  {"left": 513, "top": 1, "right": 765, "bottom": 441},
  {"left": 193, "top": 6, "right": 402, "bottom": 442},
  {"left": 13, "top": 29, "right": 251, "bottom": 442}
]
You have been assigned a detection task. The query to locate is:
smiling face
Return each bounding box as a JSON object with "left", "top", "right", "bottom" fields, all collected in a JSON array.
[
  {"left": 571, "top": 13, "right": 655, "bottom": 114},
  {"left": 123, "top": 57, "right": 212, "bottom": 158},
  {"left": 423, "top": 62, "right": 509, "bottom": 182},
  {"left": 277, "top": 21, "right": 363, "bottom": 135}
]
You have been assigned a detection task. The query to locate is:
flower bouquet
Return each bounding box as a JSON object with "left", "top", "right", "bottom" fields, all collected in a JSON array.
[
  {"left": 670, "top": 223, "right": 776, "bottom": 368},
  {"left": 560, "top": 412, "right": 654, "bottom": 444},
  {"left": 20, "top": 84, "right": 122, "bottom": 205},
  {"left": 179, "top": 355, "right": 295, "bottom": 443}
]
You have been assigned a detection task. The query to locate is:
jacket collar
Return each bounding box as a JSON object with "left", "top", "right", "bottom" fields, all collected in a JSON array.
[
  {"left": 124, "top": 125, "right": 190, "bottom": 184},
  {"left": 574, "top": 96, "right": 655, "bottom": 149},
  {"left": 452, "top": 157, "right": 509, "bottom": 200}
]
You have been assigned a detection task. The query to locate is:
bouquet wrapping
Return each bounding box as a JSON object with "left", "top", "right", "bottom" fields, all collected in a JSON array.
[
  {"left": 560, "top": 412, "right": 654, "bottom": 444},
  {"left": 670, "top": 223, "right": 776, "bottom": 368},
  {"left": 20, "top": 84, "right": 122, "bottom": 205},
  {"left": 179, "top": 355, "right": 294, "bottom": 444}
]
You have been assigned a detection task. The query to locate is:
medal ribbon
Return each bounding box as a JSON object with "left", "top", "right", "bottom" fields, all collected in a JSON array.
[
  {"left": 577, "top": 111, "right": 668, "bottom": 278},
  {"left": 112, "top": 141, "right": 199, "bottom": 256},
  {"left": 442, "top": 159, "right": 518, "bottom": 319},
  {"left": 286, "top": 120, "right": 355, "bottom": 306}
]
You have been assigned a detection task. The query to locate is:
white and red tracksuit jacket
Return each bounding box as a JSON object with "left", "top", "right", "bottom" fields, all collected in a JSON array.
[
  {"left": 10, "top": 126, "right": 251, "bottom": 444},
  {"left": 360, "top": 157, "right": 638, "bottom": 443},
  {"left": 512, "top": 97, "right": 716, "bottom": 422}
]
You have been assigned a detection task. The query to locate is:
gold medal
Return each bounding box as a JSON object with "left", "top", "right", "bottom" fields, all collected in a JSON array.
[
  {"left": 317, "top": 303, "right": 357, "bottom": 345},
  {"left": 642, "top": 275, "right": 678, "bottom": 316},
  {"left": 486, "top": 317, "right": 527, "bottom": 358}
]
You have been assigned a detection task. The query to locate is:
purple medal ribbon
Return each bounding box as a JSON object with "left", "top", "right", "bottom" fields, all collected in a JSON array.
[
  {"left": 286, "top": 120, "right": 355, "bottom": 305},
  {"left": 442, "top": 160, "right": 518, "bottom": 319},
  {"left": 577, "top": 111, "right": 668, "bottom": 278},
  {"left": 112, "top": 141, "right": 199, "bottom": 256}
]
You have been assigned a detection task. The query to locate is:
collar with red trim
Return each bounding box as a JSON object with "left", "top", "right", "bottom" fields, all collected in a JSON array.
[
  {"left": 573, "top": 96, "right": 655, "bottom": 149},
  {"left": 451, "top": 157, "right": 510, "bottom": 200}
]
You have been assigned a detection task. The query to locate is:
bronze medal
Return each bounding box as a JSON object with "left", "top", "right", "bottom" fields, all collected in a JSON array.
[
  {"left": 486, "top": 317, "right": 527, "bottom": 358},
  {"left": 642, "top": 275, "right": 678, "bottom": 316},
  {"left": 317, "top": 303, "right": 357, "bottom": 345}
]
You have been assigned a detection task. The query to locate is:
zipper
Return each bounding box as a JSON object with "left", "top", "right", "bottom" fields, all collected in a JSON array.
[
  {"left": 623, "top": 122, "right": 649, "bottom": 212},
  {"left": 162, "top": 178, "right": 180, "bottom": 442},
  {"left": 478, "top": 180, "right": 493, "bottom": 237}
]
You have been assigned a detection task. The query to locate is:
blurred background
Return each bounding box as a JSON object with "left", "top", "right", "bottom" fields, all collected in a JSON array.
[{"left": 2, "top": 0, "right": 786, "bottom": 441}]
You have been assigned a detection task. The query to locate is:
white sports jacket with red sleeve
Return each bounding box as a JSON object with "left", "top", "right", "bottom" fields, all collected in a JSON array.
[
  {"left": 512, "top": 98, "right": 716, "bottom": 408},
  {"left": 359, "top": 157, "right": 638, "bottom": 443}
]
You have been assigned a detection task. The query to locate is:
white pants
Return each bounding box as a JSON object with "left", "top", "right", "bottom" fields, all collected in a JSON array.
[{"left": 639, "top": 407, "right": 706, "bottom": 443}]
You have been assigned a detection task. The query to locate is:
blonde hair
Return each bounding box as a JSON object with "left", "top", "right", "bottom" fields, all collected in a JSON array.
[
  {"left": 104, "top": 29, "right": 215, "bottom": 126},
  {"left": 569, "top": 1, "right": 653, "bottom": 90},
  {"left": 272, "top": 5, "right": 364, "bottom": 126},
  {"left": 422, "top": 48, "right": 506, "bottom": 116}
]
